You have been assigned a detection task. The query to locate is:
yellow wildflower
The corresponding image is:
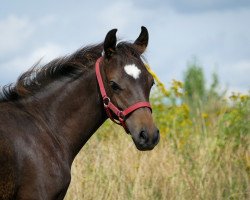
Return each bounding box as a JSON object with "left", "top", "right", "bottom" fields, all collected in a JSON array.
[
  {"left": 202, "top": 113, "right": 208, "bottom": 119},
  {"left": 144, "top": 63, "right": 170, "bottom": 97}
]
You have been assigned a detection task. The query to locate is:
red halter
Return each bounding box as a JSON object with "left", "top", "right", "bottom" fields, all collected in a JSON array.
[{"left": 95, "top": 57, "right": 152, "bottom": 133}]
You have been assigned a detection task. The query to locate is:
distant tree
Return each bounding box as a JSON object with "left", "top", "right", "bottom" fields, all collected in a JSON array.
[
  {"left": 207, "top": 72, "right": 220, "bottom": 99},
  {"left": 183, "top": 58, "right": 205, "bottom": 109}
]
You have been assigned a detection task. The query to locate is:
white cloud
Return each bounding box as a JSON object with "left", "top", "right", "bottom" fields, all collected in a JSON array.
[
  {"left": 0, "top": 15, "right": 34, "bottom": 54},
  {"left": 38, "top": 15, "right": 58, "bottom": 26},
  {"left": 100, "top": 1, "right": 135, "bottom": 30},
  {"left": 99, "top": 0, "right": 152, "bottom": 32},
  {"left": 0, "top": 43, "right": 64, "bottom": 85},
  {"left": 223, "top": 60, "right": 250, "bottom": 87}
]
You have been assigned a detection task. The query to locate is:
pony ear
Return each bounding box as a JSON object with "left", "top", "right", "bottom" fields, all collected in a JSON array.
[
  {"left": 134, "top": 26, "right": 149, "bottom": 54},
  {"left": 104, "top": 29, "right": 117, "bottom": 58}
]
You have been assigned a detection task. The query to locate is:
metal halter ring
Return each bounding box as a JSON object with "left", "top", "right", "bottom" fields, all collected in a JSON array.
[
  {"left": 103, "top": 97, "right": 110, "bottom": 107},
  {"left": 118, "top": 111, "right": 125, "bottom": 121}
]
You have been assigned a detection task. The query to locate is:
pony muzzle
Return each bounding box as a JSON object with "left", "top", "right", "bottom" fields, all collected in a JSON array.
[{"left": 125, "top": 108, "right": 160, "bottom": 151}]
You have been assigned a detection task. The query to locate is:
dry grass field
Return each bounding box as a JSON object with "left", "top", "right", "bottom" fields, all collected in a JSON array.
[{"left": 65, "top": 121, "right": 249, "bottom": 200}]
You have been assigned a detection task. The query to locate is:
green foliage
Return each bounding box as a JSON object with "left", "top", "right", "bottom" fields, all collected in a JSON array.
[
  {"left": 208, "top": 72, "right": 219, "bottom": 97},
  {"left": 184, "top": 58, "right": 205, "bottom": 107},
  {"left": 219, "top": 93, "right": 250, "bottom": 147}
]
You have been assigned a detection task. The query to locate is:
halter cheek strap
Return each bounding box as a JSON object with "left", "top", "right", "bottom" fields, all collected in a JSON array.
[{"left": 95, "top": 57, "right": 152, "bottom": 133}]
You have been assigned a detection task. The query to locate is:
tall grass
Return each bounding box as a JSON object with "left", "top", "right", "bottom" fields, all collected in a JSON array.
[{"left": 65, "top": 63, "right": 249, "bottom": 200}]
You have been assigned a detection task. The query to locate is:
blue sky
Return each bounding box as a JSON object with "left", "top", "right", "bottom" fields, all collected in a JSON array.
[{"left": 0, "top": 0, "right": 250, "bottom": 94}]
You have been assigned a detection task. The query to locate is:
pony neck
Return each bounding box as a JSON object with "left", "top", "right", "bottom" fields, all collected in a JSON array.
[{"left": 21, "top": 67, "right": 107, "bottom": 164}]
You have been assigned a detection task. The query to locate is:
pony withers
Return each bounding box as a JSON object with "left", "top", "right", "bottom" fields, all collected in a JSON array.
[{"left": 0, "top": 26, "right": 159, "bottom": 199}]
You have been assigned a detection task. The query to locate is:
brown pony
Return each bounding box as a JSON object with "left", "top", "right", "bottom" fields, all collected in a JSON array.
[{"left": 0, "top": 26, "right": 159, "bottom": 200}]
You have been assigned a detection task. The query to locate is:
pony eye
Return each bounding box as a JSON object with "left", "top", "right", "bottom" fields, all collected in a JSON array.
[{"left": 110, "top": 81, "right": 121, "bottom": 91}]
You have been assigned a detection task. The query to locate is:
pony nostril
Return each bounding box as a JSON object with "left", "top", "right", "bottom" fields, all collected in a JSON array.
[
  {"left": 152, "top": 129, "right": 160, "bottom": 144},
  {"left": 139, "top": 130, "right": 148, "bottom": 144}
]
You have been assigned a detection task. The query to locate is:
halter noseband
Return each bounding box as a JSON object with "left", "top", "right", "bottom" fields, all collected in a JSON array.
[{"left": 95, "top": 57, "right": 152, "bottom": 133}]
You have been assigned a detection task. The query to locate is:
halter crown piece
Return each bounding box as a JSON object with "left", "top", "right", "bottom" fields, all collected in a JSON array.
[{"left": 95, "top": 57, "right": 152, "bottom": 133}]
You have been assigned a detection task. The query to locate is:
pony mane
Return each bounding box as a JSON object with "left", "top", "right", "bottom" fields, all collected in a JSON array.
[
  {"left": 0, "top": 43, "right": 103, "bottom": 102},
  {"left": 0, "top": 41, "right": 143, "bottom": 102}
]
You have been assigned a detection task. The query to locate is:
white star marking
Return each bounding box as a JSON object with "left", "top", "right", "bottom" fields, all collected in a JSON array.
[{"left": 124, "top": 64, "right": 141, "bottom": 79}]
